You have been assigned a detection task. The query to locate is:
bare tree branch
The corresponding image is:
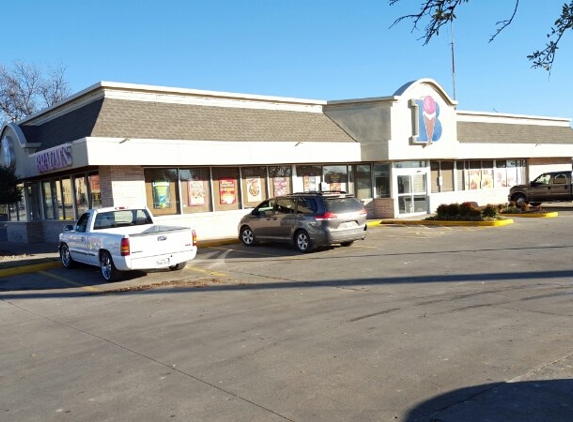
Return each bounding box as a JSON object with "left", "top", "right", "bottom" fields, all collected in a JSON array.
[
  {"left": 489, "top": 0, "right": 520, "bottom": 43},
  {"left": 390, "top": 0, "right": 573, "bottom": 72},
  {"left": 0, "top": 61, "right": 71, "bottom": 123}
]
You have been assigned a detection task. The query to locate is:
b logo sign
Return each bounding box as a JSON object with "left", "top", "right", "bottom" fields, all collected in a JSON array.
[{"left": 413, "top": 96, "right": 442, "bottom": 145}]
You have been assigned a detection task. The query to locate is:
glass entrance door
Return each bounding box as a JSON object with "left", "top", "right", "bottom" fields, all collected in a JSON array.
[{"left": 397, "top": 173, "right": 427, "bottom": 215}]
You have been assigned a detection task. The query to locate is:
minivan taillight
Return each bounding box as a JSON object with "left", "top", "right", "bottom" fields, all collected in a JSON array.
[
  {"left": 315, "top": 212, "right": 337, "bottom": 221},
  {"left": 359, "top": 208, "right": 367, "bottom": 215},
  {"left": 120, "top": 238, "right": 130, "bottom": 256}
]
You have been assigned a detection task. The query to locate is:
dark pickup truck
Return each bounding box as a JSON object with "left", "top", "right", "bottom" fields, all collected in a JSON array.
[{"left": 508, "top": 171, "right": 573, "bottom": 206}]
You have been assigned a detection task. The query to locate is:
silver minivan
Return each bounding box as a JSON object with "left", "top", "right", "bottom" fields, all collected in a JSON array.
[{"left": 238, "top": 192, "right": 368, "bottom": 252}]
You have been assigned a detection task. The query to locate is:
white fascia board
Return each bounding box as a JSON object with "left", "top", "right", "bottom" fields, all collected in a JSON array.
[
  {"left": 83, "top": 137, "right": 361, "bottom": 166},
  {"left": 458, "top": 142, "right": 573, "bottom": 159},
  {"left": 457, "top": 110, "right": 572, "bottom": 127}
]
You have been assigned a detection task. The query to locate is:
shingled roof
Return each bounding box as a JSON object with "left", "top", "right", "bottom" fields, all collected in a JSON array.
[
  {"left": 457, "top": 121, "right": 573, "bottom": 144},
  {"left": 19, "top": 97, "right": 357, "bottom": 152}
]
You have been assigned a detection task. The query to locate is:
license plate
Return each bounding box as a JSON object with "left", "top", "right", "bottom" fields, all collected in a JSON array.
[
  {"left": 341, "top": 221, "right": 357, "bottom": 228},
  {"left": 157, "top": 258, "right": 169, "bottom": 266}
]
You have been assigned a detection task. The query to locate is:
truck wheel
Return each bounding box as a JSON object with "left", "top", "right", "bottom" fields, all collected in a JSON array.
[
  {"left": 100, "top": 251, "right": 120, "bottom": 282},
  {"left": 512, "top": 193, "right": 527, "bottom": 207},
  {"left": 59, "top": 243, "right": 75, "bottom": 269},
  {"left": 169, "top": 262, "right": 187, "bottom": 271}
]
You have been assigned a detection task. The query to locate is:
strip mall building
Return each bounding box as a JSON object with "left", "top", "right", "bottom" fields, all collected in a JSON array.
[{"left": 2, "top": 78, "right": 573, "bottom": 243}]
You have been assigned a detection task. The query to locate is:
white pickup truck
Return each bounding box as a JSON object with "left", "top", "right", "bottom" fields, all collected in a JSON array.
[{"left": 58, "top": 207, "right": 197, "bottom": 282}]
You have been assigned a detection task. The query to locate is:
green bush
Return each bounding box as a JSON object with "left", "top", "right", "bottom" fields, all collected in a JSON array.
[
  {"left": 481, "top": 204, "right": 499, "bottom": 219},
  {"left": 430, "top": 202, "right": 501, "bottom": 221}
]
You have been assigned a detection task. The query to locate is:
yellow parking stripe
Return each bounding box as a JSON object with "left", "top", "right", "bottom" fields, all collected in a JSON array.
[{"left": 39, "top": 271, "right": 103, "bottom": 293}]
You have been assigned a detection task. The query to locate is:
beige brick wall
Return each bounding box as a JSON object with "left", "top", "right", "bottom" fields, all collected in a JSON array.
[
  {"left": 99, "top": 166, "right": 146, "bottom": 208},
  {"left": 372, "top": 198, "right": 394, "bottom": 218}
]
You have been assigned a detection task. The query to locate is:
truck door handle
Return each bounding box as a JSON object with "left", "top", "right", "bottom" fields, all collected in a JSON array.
[{"left": 157, "top": 236, "right": 167, "bottom": 241}]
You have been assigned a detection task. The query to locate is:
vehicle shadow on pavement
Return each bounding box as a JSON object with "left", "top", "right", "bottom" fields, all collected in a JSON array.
[
  {"left": 404, "top": 379, "right": 573, "bottom": 422},
  {"left": 3, "top": 268, "right": 573, "bottom": 300}
]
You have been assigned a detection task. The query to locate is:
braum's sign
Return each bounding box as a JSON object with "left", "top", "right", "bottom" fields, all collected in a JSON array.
[{"left": 36, "top": 145, "right": 73, "bottom": 173}]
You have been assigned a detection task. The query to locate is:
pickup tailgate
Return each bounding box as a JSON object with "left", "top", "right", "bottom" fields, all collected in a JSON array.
[{"left": 129, "top": 225, "right": 193, "bottom": 255}]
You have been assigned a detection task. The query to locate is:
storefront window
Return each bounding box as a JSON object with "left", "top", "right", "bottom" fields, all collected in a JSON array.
[
  {"left": 354, "top": 164, "right": 372, "bottom": 199},
  {"left": 395, "top": 161, "right": 425, "bottom": 169},
  {"left": 323, "top": 165, "right": 348, "bottom": 192},
  {"left": 241, "top": 166, "right": 267, "bottom": 207},
  {"left": 179, "top": 167, "right": 212, "bottom": 214},
  {"left": 431, "top": 161, "right": 454, "bottom": 193},
  {"left": 60, "top": 178, "right": 74, "bottom": 220},
  {"left": 296, "top": 165, "right": 322, "bottom": 192},
  {"left": 269, "top": 166, "right": 292, "bottom": 197},
  {"left": 144, "top": 168, "right": 179, "bottom": 216},
  {"left": 374, "top": 164, "right": 390, "bottom": 198},
  {"left": 89, "top": 173, "right": 102, "bottom": 209},
  {"left": 74, "top": 175, "right": 89, "bottom": 216},
  {"left": 212, "top": 167, "right": 240, "bottom": 211},
  {"left": 26, "top": 182, "right": 41, "bottom": 221},
  {"left": 42, "top": 181, "right": 55, "bottom": 219}
]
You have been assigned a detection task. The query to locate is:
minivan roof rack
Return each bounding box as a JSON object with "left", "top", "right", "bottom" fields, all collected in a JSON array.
[{"left": 287, "top": 190, "right": 353, "bottom": 197}]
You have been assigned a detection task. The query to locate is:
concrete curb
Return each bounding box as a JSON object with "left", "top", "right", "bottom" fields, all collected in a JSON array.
[
  {"left": 380, "top": 218, "right": 514, "bottom": 227},
  {"left": 500, "top": 211, "right": 558, "bottom": 218},
  {"left": 0, "top": 260, "right": 61, "bottom": 278}
]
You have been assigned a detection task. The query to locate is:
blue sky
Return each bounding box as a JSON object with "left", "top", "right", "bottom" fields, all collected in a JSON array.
[{"left": 2, "top": 1, "right": 572, "bottom": 121}]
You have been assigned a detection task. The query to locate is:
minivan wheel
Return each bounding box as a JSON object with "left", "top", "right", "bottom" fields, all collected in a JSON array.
[
  {"left": 294, "top": 230, "right": 313, "bottom": 253},
  {"left": 240, "top": 226, "right": 256, "bottom": 246}
]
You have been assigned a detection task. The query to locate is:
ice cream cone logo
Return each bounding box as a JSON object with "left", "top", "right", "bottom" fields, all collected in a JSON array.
[{"left": 423, "top": 96, "right": 436, "bottom": 144}]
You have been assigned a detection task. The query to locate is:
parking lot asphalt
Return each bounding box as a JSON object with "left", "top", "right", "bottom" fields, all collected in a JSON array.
[
  {"left": 2, "top": 210, "right": 573, "bottom": 421},
  {"left": 0, "top": 206, "right": 567, "bottom": 276}
]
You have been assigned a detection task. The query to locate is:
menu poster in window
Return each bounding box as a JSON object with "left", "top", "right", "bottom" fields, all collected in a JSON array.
[
  {"left": 220, "top": 178, "right": 236, "bottom": 205},
  {"left": 303, "top": 175, "right": 317, "bottom": 192},
  {"left": 152, "top": 180, "right": 171, "bottom": 209},
  {"left": 246, "top": 177, "right": 262, "bottom": 202},
  {"left": 469, "top": 170, "right": 481, "bottom": 190},
  {"left": 328, "top": 173, "right": 341, "bottom": 191},
  {"left": 482, "top": 169, "right": 494, "bottom": 189},
  {"left": 273, "top": 177, "right": 288, "bottom": 196},
  {"left": 188, "top": 180, "right": 205, "bottom": 206}
]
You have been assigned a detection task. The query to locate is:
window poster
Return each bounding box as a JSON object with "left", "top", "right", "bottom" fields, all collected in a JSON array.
[
  {"left": 469, "top": 170, "right": 481, "bottom": 190},
  {"left": 220, "top": 178, "right": 237, "bottom": 205},
  {"left": 482, "top": 169, "right": 494, "bottom": 189},
  {"left": 303, "top": 175, "right": 317, "bottom": 192},
  {"left": 273, "top": 177, "right": 288, "bottom": 196},
  {"left": 152, "top": 180, "right": 171, "bottom": 209},
  {"left": 246, "top": 177, "right": 262, "bottom": 202},
  {"left": 187, "top": 180, "right": 205, "bottom": 206}
]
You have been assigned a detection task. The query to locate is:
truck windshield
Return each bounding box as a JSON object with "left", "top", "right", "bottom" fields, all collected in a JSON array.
[{"left": 93, "top": 209, "right": 152, "bottom": 230}]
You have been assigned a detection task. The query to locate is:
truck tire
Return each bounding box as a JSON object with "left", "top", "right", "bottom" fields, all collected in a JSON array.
[
  {"left": 511, "top": 193, "right": 527, "bottom": 207},
  {"left": 59, "top": 243, "right": 76, "bottom": 269},
  {"left": 169, "top": 262, "right": 187, "bottom": 271},
  {"left": 100, "top": 251, "right": 120, "bottom": 282}
]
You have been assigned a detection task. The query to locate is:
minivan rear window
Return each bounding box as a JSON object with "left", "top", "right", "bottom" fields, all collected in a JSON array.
[{"left": 324, "top": 198, "right": 364, "bottom": 213}]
